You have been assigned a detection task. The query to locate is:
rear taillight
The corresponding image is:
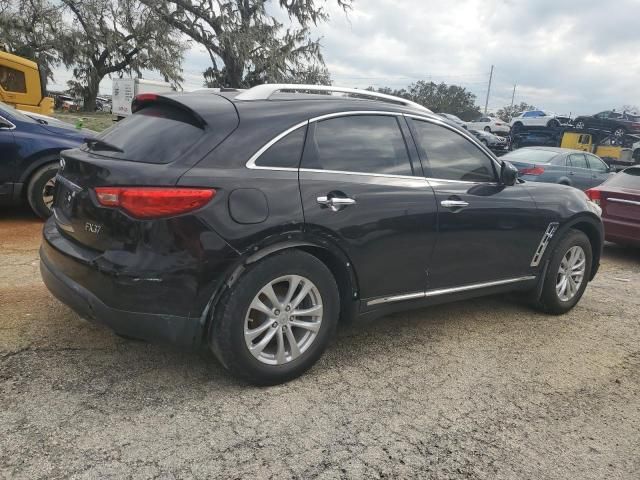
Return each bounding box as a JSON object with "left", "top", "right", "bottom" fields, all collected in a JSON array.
[
  {"left": 95, "top": 187, "right": 215, "bottom": 219},
  {"left": 585, "top": 188, "right": 601, "bottom": 206},
  {"left": 519, "top": 166, "right": 545, "bottom": 176}
]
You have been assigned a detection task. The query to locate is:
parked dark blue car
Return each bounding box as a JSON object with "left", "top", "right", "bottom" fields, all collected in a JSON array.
[{"left": 0, "top": 101, "right": 93, "bottom": 217}]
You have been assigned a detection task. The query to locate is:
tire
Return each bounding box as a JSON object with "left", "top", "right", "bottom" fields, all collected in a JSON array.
[
  {"left": 547, "top": 119, "right": 560, "bottom": 128},
  {"left": 613, "top": 126, "right": 626, "bottom": 138},
  {"left": 484, "top": 126, "right": 491, "bottom": 132},
  {"left": 574, "top": 120, "right": 585, "bottom": 130},
  {"left": 26, "top": 162, "right": 59, "bottom": 219},
  {"left": 209, "top": 250, "right": 339, "bottom": 385},
  {"left": 534, "top": 229, "right": 592, "bottom": 315}
]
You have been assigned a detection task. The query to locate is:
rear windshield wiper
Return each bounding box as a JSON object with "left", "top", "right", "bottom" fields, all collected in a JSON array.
[{"left": 84, "top": 138, "right": 124, "bottom": 153}]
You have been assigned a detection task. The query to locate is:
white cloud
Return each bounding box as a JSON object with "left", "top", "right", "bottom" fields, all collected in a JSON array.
[{"left": 51, "top": 0, "right": 640, "bottom": 115}]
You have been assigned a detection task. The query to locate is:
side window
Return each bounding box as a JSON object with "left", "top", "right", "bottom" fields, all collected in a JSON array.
[
  {"left": 303, "top": 115, "right": 413, "bottom": 176},
  {"left": 255, "top": 125, "right": 307, "bottom": 168},
  {"left": 587, "top": 155, "right": 608, "bottom": 172},
  {"left": 569, "top": 153, "right": 589, "bottom": 169},
  {"left": 411, "top": 120, "right": 496, "bottom": 183},
  {"left": 0, "top": 66, "right": 27, "bottom": 93}
]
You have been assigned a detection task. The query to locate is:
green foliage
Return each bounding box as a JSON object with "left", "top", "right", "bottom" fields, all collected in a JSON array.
[
  {"left": 144, "top": 0, "right": 350, "bottom": 88},
  {"left": 61, "top": 0, "right": 186, "bottom": 111},
  {"left": 496, "top": 102, "right": 537, "bottom": 122},
  {"left": 368, "top": 81, "right": 482, "bottom": 121},
  {"left": 0, "top": 0, "right": 67, "bottom": 89}
]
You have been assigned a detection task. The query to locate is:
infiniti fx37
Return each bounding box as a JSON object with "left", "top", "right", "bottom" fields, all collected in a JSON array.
[{"left": 40, "top": 85, "right": 604, "bottom": 385}]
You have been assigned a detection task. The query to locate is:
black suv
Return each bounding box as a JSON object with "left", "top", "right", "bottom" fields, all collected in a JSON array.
[{"left": 40, "top": 85, "right": 604, "bottom": 385}]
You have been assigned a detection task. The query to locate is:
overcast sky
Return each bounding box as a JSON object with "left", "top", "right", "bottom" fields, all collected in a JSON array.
[{"left": 50, "top": 0, "right": 640, "bottom": 116}]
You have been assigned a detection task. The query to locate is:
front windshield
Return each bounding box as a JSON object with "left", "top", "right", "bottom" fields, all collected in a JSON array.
[
  {"left": 503, "top": 149, "right": 559, "bottom": 163},
  {"left": 0, "top": 101, "right": 38, "bottom": 124}
]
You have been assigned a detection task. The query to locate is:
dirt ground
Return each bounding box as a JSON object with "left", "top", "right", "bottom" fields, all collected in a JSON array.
[{"left": 1, "top": 207, "right": 639, "bottom": 479}]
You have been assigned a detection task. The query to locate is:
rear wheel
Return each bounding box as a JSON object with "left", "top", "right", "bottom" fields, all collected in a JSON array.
[
  {"left": 547, "top": 119, "right": 560, "bottom": 128},
  {"left": 484, "top": 126, "right": 491, "bottom": 132},
  {"left": 574, "top": 120, "right": 585, "bottom": 130},
  {"left": 210, "top": 250, "right": 339, "bottom": 385},
  {"left": 27, "top": 162, "right": 59, "bottom": 219},
  {"left": 534, "top": 229, "right": 592, "bottom": 315}
]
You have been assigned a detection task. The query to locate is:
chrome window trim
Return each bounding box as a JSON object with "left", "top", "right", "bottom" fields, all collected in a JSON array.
[
  {"left": 367, "top": 276, "right": 537, "bottom": 306},
  {"left": 299, "top": 168, "right": 421, "bottom": 181},
  {"left": 246, "top": 110, "right": 412, "bottom": 172},
  {"left": 0, "top": 115, "right": 16, "bottom": 130},
  {"left": 530, "top": 222, "right": 560, "bottom": 267},
  {"left": 608, "top": 197, "right": 640, "bottom": 207}
]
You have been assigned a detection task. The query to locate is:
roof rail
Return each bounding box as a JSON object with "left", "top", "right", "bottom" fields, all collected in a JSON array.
[{"left": 234, "top": 84, "right": 432, "bottom": 113}]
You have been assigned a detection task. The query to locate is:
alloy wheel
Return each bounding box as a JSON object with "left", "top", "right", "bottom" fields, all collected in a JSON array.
[
  {"left": 556, "top": 246, "right": 586, "bottom": 302},
  {"left": 575, "top": 121, "right": 585, "bottom": 129},
  {"left": 42, "top": 177, "right": 57, "bottom": 210},
  {"left": 244, "top": 275, "right": 323, "bottom": 366}
]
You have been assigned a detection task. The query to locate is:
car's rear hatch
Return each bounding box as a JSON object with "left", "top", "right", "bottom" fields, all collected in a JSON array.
[{"left": 52, "top": 93, "right": 239, "bottom": 252}]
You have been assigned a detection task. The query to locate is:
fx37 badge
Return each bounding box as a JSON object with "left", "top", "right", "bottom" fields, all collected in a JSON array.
[{"left": 85, "top": 222, "right": 102, "bottom": 235}]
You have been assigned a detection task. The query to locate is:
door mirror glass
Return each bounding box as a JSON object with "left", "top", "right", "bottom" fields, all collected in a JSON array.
[{"left": 500, "top": 161, "right": 518, "bottom": 186}]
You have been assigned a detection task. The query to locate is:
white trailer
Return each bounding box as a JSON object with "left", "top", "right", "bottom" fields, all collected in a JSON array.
[{"left": 111, "top": 78, "right": 173, "bottom": 120}]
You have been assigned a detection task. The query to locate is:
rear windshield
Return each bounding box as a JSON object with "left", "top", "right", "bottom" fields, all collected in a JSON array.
[
  {"left": 606, "top": 167, "right": 640, "bottom": 189},
  {"left": 503, "top": 149, "right": 559, "bottom": 163},
  {"left": 85, "top": 104, "right": 204, "bottom": 164}
]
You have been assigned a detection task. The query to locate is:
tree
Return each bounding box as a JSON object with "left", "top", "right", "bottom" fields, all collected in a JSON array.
[
  {"left": 61, "top": 0, "right": 186, "bottom": 111},
  {"left": 496, "top": 102, "right": 536, "bottom": 122},
  {"left": 368, "top": 81, "right": 481, "bottom": 121},
  {"left": 143, "top": 0, "right": 351, "bottom": 88},
  {"left": 0, "top": 0, "right": 67, "bottom": 90}
]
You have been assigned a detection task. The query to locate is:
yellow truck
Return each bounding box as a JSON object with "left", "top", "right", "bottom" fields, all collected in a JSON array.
[
  {"left": 561, "top": 131, "right": 639, "bottom": 169},
  {"left": 0, "top": 51, "right": 54, "bottom": 114}
]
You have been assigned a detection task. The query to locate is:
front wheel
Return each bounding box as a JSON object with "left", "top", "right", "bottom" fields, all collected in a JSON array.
[
  {"left": 574, "top": 120, "right": 585, "bottom": 130},
  {"left": 534, "top": 229, "right": 592, "bottom": 315},
  {"left": 210, "top": 250, "right": 339, "bottom": 385},
  {"left": 613, "top": 127, "right": 626, "bottom": 138},
  {"left": 484, "top": 126, "right": 492, "bottom": 132},
  {"left": 27, "top": 162, "right": 59, "bottom": 219}
]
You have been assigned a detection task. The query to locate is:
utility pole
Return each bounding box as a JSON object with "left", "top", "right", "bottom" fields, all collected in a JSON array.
[
  {"left": 484, "top": 65, "right": 494, "bottom": 115},
  {"left": 509, "top": 83, "right": 517, "bottom": 120}
]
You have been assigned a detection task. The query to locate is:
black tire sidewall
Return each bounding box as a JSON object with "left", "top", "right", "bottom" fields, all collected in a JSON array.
[
  {"left": 539, "top": 230, "right": 592, "bottom": 314},
  {"left": 27, "top": 163, "right": 59, "bottom": 218},
  {"left": 211, "top": 250, "right": 339, "bottom": 385}
]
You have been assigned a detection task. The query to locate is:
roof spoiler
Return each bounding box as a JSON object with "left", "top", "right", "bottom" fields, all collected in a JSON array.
[{"left": 131, "top": 93, "right": 207, "bottom": 128}]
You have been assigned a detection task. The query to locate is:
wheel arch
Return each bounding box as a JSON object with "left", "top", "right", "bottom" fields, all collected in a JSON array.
[
  {"left": 200, "top": 235, "right": 361, "bottom": 344},
  {"left": 18, "top": 149, "right": 64, "bottom": 188},
  {"left": 553, "top": 214, "right": 603, "bottom": 281}
]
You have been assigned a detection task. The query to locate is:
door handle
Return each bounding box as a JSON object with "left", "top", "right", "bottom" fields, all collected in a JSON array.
[
  {"left": 441, "top": 199, "right": 469, "bottom": 209},
  {"left": 317, "top": 195, "right": 356, "bottom": 211}
]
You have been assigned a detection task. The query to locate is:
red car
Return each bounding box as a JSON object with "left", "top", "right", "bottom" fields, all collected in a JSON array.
[{"left": 586, "top": 167, "right": 640, "bottom": 246}]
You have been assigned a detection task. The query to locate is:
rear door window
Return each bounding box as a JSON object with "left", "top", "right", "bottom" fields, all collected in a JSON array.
[
  {"left": 587, "top": 155, "right": 608, "bottom": 172},
  {"left": 84, "top": 104, "right": 204, "bottom": 164},
  {"left": 569, "top": 153, "right": 589, "bottom": 169},
  {"left": 302, "top": 115, "right": 413, "bottom": 176}
]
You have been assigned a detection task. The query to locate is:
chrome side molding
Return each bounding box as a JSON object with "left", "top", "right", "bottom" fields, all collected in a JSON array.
[
  {"left": 608, "top": 197, "right": 640, "bottom": 207},
  {"left": 530, "top": 222, "right": 560, "bottom": 267},
  {"left": 366, "top": 276, "right": 537, "bottom": 307}
]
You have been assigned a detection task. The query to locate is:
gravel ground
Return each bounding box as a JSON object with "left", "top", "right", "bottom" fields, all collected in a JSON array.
[{"left": 1, "top": 208, "right": 639, "bottom": 479}]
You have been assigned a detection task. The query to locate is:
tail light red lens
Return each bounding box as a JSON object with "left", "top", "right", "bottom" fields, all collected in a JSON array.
[
  {"left": 519, "top": 166, "right": 545, "bottom": 176},
  {"left": 95, "top": 187, "right": 215, "bottom": 219},
  {"left": 585, "top": 188, "right": 601, "bottom": 206}
]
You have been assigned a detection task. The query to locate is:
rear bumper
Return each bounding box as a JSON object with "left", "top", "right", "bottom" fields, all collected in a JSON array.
[
  {"left": 40, "top": 216, "right": 241, "bottom": 347},
  {"left": 40, "top": 253, "right": 200, "bottom": 346}
]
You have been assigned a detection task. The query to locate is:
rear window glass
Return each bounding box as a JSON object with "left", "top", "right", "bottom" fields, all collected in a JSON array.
[
  {"left": 502, "top": 149, "right": 559, "bottom": 163},
  {"left": 85, "top": 104, "right": 204, "bottom": 164},
  {"left": 606, "top": 167, "right": 640, "bottom": 189}
]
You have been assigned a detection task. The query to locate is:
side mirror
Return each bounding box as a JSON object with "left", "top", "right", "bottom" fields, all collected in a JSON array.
[
  {"left": 500, "top": 160, "right": 518, "bottom": 186},
  {"left": 0, "top": 118, "right": 13, "bottom": 130}
]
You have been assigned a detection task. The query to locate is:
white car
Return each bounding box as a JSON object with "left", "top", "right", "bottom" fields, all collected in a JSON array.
[
  {"left": 510, "top": 110, "right": 571, "bottom": 130},
  {"left": 466, "top": 116, "right": 510, "bottom": 134},
  {"left": 437, "top": 113, "right": 467, "bottom": 129}
]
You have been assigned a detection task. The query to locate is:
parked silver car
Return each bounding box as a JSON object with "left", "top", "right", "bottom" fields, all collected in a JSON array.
[{"left": 502, "top": 147, "right": 614, "bottom": 191}]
